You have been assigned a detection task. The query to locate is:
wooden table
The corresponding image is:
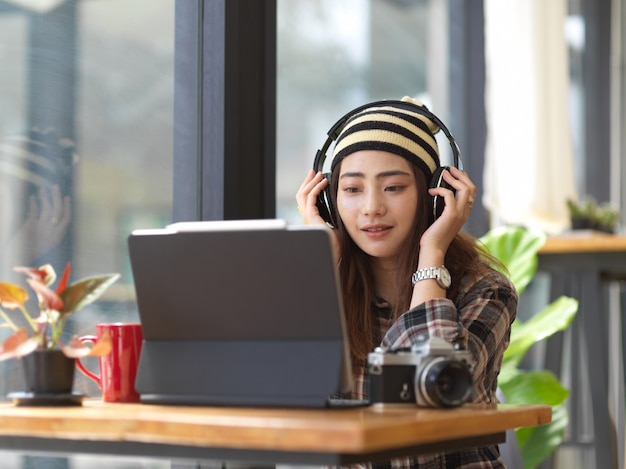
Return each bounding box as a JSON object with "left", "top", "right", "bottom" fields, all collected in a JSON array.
[
  {"left": 538, "top": 232, "right": 626, "bottom": 469},
  {"left": 0, "top": 401, "right": 551, "bottom": 466}
]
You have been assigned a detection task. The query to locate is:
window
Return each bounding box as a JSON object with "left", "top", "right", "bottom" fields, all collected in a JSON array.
[
  {"left": 276, "top": 0, "right": 443, "bottom": 224},
  {"left": 0, "top": 3, "right": 173, "bottom": 466}
]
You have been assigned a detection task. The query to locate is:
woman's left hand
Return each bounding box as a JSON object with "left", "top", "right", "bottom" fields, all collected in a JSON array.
[{"left": 420, "top": 166, "right": 476, "bottom": 253}]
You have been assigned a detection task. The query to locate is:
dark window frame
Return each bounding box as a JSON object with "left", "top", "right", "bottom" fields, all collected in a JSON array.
[{"left": 173, "top": 0, "right": 276, "bottom": 222}]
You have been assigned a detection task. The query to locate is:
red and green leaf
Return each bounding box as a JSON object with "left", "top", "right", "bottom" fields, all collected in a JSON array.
[
  {"left": 61, "top": 330, "right": 112, "bottom": 358},
  {"left": 59, "top": 273, "right": 120, "bottom": 315},
  {"left": 0, "top": 328, "right": 42, "bottom": 361}
]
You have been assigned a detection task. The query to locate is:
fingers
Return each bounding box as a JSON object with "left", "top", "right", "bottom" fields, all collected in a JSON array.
[
  {"left": 433, "top": 167, "right": 477, "bottom": 213},
  {"left": 59, "top": 194, "right": 72, "bottom": 228},
  {"left": 25, "top": 194, "right": 39, "bottom": 222},
  {"left": 296, "top": 170, "right": 341, "bottom": 260},
  {"left": 37, "top": 185, "right": 66, "bottom": 226},
  {"left": 38, "top": 187, "right": 54, "bottom": 223},
  {"left": 421, "top": 168, "right": 476, "bottom": 252},
  {"left": 295, "top": 170, "right": 328, "bottom": 224},
  {"left": 295, "top": 169, "right": 316, "bottom": 211},
  {"left": 12, "top": 185, "right": 72, "bottom": 262},
  {"left": 453, "top": 167, "right": 476, "bottom": 210},
  {"left": 29, "top": 186, "right": 71, "bottom": 236}
]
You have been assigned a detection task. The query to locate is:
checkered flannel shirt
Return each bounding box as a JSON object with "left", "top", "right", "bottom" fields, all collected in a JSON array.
[{"left": 343, "top": 268, "right": 518, "bottom": 469}]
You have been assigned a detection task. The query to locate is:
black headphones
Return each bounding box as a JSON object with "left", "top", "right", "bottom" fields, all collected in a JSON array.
[{"left": 313, "top": 99, "right": 463, "bottom": 228}]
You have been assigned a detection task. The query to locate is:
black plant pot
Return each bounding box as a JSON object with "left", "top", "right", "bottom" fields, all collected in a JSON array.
[
  {"left": 571, "top": 218, "right": 590, "bottom": 230},
  {"left": 21, "top": 349, "right": 76, "bottom": 394}
]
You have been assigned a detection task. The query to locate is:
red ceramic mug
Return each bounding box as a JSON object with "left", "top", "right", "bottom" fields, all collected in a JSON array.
[{"left": 76, "top": 323, "right": 143, "bottom": 403}]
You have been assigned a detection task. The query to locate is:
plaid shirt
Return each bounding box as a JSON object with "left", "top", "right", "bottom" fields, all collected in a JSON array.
[{"left": 346, "top": 268, "right": 518, "bottom": 469}]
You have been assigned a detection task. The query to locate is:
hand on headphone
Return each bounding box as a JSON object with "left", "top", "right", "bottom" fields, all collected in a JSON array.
[
  {"left": 421, "top": 166, "right": 476, "bottom": 253},
  {"left": 296, "top": 169, "right": 340, "bottom": 259}
]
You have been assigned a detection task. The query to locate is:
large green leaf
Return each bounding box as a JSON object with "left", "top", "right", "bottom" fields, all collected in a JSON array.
[
  {"left": 479, "top": 226, "right": 547, "bottom": 295},
  {"left": 59, "top": 273, "right": 120, "bottom": 315},
  {"left": 503, "top": 296, "right": 578, "bottom": 368},
  {"left": 499, "top": 368, "right": 569, "bottom": 407},
  {"left": 516, "top": 404, "right": 568, "bottom": 469},
  {"left": 499, "top": 370, "right": 569, "bottom": 469},
  {"left": 479, "top": 225, "right": 577, "bottom": 468}
]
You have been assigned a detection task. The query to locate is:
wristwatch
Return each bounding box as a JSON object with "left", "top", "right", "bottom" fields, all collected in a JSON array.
[{"left": 411, "top": 265, "right": 451, "bottom": 289}]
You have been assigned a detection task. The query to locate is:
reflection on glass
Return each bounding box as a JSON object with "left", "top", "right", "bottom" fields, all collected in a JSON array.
[
  {"left": 0, "top": 0, "right": 174, "bottom": 414},
  {"left": 0, "top": 129, "right": 74, "bottom": 273}
]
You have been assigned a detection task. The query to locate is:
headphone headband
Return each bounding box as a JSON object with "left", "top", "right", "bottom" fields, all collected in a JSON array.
[
  {"left": 313, "top": 100, "right": 462, "bottom": 175},
  {"left": 313, "top": 99, "right": 463, "bottom": 227}
]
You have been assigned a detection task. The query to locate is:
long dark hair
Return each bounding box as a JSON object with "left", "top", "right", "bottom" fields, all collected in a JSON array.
[{"left": 330, "top": 160, "right": 498, "bottom": 364}]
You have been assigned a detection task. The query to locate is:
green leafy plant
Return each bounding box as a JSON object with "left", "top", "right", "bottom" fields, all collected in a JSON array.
[
  {"left": 0, "top": 263, "right": 119, "bottom": 360},
  {"left": 567, "top": 196, "right": 620, "bottom": 233},
  {"left": 479, "top": 226, "right": 578, "bottom": 469}
]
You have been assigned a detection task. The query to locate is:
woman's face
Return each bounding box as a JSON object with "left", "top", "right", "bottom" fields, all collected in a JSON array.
[{"left": 336, "top": 150, "right": 419, "bottom": 262}]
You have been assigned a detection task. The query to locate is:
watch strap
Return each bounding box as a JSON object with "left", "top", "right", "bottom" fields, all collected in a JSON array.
[{"left": 411, "top": 265, "right": 450, "bottom": 288}]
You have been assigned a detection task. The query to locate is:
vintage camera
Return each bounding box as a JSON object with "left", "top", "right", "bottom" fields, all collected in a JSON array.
[{"left": 368, "top": 336, "right": 475, "bottom": 408}]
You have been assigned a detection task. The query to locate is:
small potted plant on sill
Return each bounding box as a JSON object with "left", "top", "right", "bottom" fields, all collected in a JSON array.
[
  {"left": 594, "top": 201, "right": 620, "bottom": 233},
  {"left": 0, "top": 263, "right": 119, "bottom": 404},
  {"left": 566, "top": 197, "right": 620, "bottom": 234},
  {"left": 566, "top": 197, "right": 595, "bottom": 231}
]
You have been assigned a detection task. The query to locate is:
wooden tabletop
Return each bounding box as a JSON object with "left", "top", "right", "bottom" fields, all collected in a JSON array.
[
  {"left": 0, "top": 401, "right": 551, "bottom": 459},
  {"left": 540, "top": 231, "right": 626, "bottom": 254}
]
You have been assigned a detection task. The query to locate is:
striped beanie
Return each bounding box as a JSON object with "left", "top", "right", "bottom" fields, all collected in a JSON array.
[{"left": 330, "top": 96, "right": 441, "bottom": 178}]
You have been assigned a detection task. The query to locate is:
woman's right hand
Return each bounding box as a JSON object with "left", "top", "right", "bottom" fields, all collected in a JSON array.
[
  {"left": 296, "top": 170, "right": 329, "bottom": 226},
  {"left": 296, "top": 169, "right": 340, "bottom": 259}
]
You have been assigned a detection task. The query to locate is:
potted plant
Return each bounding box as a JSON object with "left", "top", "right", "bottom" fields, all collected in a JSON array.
[
  {"left": 566, "top": 197, "right": 620, "bottom": 233},
  {"left": 0, "top": 263, "right": 119, "bottom": 401},
  {"left": 479, "top": 226, "right": 578, "bottom": 468},
  {"left": 594, "top": 201, "right": 620, "bottom": 233}
]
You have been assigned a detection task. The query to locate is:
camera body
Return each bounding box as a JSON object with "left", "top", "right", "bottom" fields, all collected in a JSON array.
[{"left": 368, "top": 336, "right": 475, "bottom": 408}]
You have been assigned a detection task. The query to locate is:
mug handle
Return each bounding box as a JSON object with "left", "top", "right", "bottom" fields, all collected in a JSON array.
[{"left": 75, "top": 335, "right": 102, "bottom": 388}]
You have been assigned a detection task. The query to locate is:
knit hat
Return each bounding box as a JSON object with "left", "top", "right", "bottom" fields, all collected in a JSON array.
[{"left": 330, "top": 96, "right": 441, "bottom": 178}]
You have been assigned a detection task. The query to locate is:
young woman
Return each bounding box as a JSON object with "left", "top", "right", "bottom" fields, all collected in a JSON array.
[{"left": 296, "top": 97, "right": 517, "bottom": 468}]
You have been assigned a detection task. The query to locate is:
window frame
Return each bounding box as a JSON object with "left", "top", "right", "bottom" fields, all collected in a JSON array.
[{"left": 173, "top": 0, "right": 276, "bottom": 223}]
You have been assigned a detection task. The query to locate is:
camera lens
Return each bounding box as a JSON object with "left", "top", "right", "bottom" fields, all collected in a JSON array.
[{"left": 416, "top": 358, "right": 473, "bottom": 407}]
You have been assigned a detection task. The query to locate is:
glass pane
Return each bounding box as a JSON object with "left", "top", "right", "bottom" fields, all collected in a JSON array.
[
  {"left": 0, "top": 0, "right": 173, "bottom": 403},
  {"left": 276, "top": 0, "right": 437, "bottom": 224},
  {"left": 566, "top": 0, "right": 585, "bottom": 198}
]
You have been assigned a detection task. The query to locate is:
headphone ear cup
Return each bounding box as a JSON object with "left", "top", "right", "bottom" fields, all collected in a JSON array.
[
  {"left": 429, "top": 166, "right": 455, "bottom": 221},
  {"left": 315, "top": 172, "right": 335, "bottom": 227}
]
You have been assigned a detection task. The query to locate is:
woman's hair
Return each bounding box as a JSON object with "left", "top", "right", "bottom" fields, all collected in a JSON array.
[{"left": 330, "top": 160, "right": 500, "bottom": 364}]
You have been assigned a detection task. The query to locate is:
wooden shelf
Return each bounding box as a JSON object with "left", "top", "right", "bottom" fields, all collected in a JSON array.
[{"left": 540, "top": 232, "right": 626, "bottom": 254}]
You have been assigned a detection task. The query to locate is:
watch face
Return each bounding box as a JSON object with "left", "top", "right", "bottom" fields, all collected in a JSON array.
[{"left": 439, "top": 267, "right": 451, "bottom": 288}]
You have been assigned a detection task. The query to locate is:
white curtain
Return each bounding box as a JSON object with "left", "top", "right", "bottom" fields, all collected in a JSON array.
[{"left": 483, "top": 0, "right": 577, "bottom": 235}]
